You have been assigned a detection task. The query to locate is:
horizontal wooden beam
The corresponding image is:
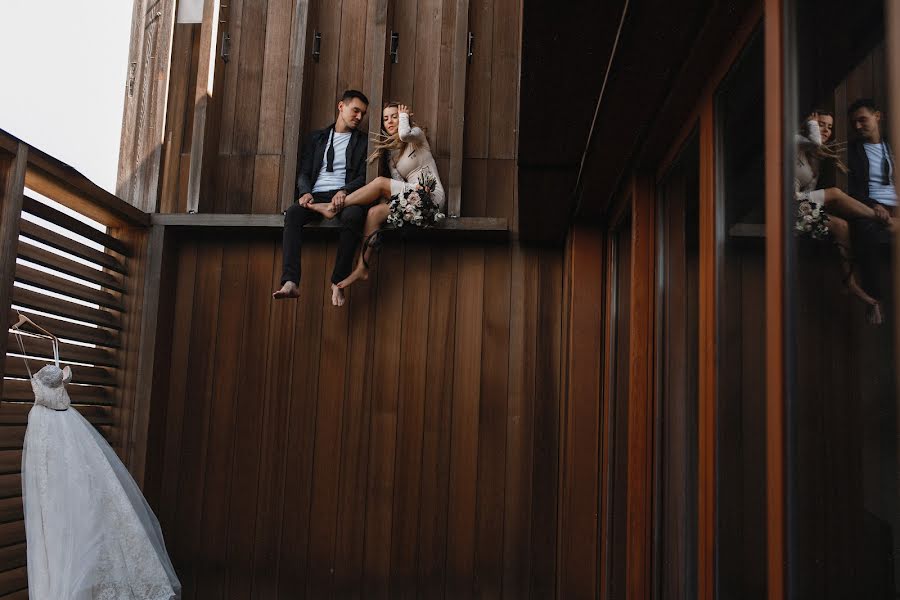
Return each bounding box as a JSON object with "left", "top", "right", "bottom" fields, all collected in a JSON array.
[
  {"left": 151, "top": 213, "right": 509, "bottom": 238},
  {"left": 0, "top": 128, "right": 149, "bottom": 228}
]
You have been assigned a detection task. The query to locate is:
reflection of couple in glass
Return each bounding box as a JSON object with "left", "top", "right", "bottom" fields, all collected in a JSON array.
[
  {"left": 794, "top": 98, "right": 897, "bottom": 324},
  {"left": 274, "top": 90, "right": 445, "bottom": 306}
]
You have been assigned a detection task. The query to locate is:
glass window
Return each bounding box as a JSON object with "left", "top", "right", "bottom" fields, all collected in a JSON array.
[
  {"left": 654, "top": 134, "right": 700, "bottom": 599},
  {"left": 714, "top": 29, "right": 768, "bottom": 600},
  {"left": 789, "top": 0, "right": 898, "bottom": 596}
]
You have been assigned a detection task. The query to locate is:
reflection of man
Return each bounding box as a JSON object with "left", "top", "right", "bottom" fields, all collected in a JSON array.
[
  {"left": 274, "top": 90, "right": 370, "bottom": 307},
  {"left": 847, "top": 98, "right": 896, "bottom": 324}
]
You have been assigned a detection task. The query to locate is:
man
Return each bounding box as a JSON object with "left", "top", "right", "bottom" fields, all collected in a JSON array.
[
  {"left": 847, "top": 98, "right": 896, "bottom": 324},
  {"left": 274, "top": 90, "right": 371, "bottom": 306}
]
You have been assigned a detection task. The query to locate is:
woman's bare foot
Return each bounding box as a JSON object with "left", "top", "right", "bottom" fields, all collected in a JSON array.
[
  {"left": 867, "top": 302, "right": 884, "bottom": 325},
  {"left": 273, "top": 281, "right": 300, "bottom": 299},
  {"left": 336, "top": 264, "right": 369, "bottom": 290},
  {"left": 331, "top": 283, "right": 345, "bottom": 307},
  {"left": 308, "top": 202, "right": 337, "bottom": 219}
]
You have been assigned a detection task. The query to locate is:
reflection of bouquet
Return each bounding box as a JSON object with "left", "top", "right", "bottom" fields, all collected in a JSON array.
[
  {"left": 794, "top": 195, "right": 830, "bottom": 240},
  {"left": 387, "top": 169, "right": 445, "bottom": 228}
]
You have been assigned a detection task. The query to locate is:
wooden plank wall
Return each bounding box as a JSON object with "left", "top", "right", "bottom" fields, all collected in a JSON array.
[
  {"left": 156, "top": 0, "right": 516, "bottom": 220},
  {"left": 144, "top": 231, "right": 563, "bottom": 598},
  {"left": 460, "top": 0, "right": 520, "bottom": 220}
]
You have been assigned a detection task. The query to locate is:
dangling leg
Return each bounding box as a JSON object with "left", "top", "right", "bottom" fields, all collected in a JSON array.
[
  {"left": 337, "top": 203, "right": 390, "bottom": 289},
  {"left": 827, "top": 215, "right": 882, "bottom": 323},
  {"left": 306, "top": 177, "right": 394, "bottom": 219},
  {"left": 822, "top": 187, "right": 883, "bottom": 222}
]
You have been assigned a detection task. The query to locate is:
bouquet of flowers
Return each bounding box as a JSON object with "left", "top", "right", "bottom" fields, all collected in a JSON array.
[
  {"left": 387, "top": 168, "right": 445, "bottom": 228},
  {"left": 794, "top": 196, "right": 830, "bottom": 240}
]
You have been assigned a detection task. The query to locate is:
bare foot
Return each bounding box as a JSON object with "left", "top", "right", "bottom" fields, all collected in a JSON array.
[
  {"left": 308, "top": 202, "right": 337, "bottom": 219},
  {"left": 867, "top": 302, "right": 884, "bottom": 325},
  {"left": 336, "top": 264, "right": 369, "bottom": 289},
  {"left": 331, "top": 283, "right": 345, "bottom": 307},
  {"left": 273, "top": 281, "right": 300, "bottom": 300}
]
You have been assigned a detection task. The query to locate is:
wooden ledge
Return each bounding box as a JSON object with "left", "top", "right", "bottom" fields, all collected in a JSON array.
[{"left": 150, "top": 213, "right": 509, "bottom": 240}]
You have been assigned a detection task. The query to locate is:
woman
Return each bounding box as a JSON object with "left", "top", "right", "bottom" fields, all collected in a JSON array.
[
  {"left": 794, "top": 111, "right": 890, "bottom": 322},
  {"left": 306, "top": 102, "right": 445, "bottom": 289}
]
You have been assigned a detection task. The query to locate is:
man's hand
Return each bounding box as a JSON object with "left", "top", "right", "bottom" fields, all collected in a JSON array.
[
  {"left": 298, "top": 193, "right": 313, "bottom": 207},
  {"left": 332, "top": 190, "right": 347, "bottom": 211},
  {"left": 873, "top": 203, "right": 891, "bottom": 224}
]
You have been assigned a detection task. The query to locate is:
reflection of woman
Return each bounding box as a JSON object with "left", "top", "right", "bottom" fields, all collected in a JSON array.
[
  {"left": 307, "top": 102, "right": 445, "bottom": 289},
  {"left": 794, "top": 112, "right": 888, "bottom": 316}
]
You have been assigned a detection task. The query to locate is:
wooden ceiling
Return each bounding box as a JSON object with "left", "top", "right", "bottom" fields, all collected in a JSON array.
[{"left": 518, "top": 0, "right": 759, "bottom": 241}]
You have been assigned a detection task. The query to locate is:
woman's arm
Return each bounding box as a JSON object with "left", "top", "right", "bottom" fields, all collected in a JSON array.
[
  {"left": 796, "top": 118, "right": 822, "bottom": 148},
  {"left": 398, "top": 111, "right": 426, "bottom": 143}
]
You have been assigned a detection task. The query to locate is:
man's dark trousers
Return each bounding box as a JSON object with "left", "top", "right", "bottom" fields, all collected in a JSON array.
[{"left": 281, "top": 190, "right": 367, "bottom": 285}]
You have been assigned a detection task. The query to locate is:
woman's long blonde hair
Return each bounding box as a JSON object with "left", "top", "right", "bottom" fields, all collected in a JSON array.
[{"left": 367, "top": 101, "right": 423, "bottom": 167}]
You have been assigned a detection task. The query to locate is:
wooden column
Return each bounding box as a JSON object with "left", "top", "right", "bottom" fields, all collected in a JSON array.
[
  {"left": 764, "top": 0, "right": 787, "bottom": 597},
  {"left": 558, "top": 223, "right": 604, "bottom": 597},
  {"left": 279, "top": 0, "right": 314, "bottom": 212},
  {"left": 697, "top": 97, "right": 717, "bottom": 600},
  {"left": 0, "top": 142, "right": 27, "bottom": 398},
  {"left": 625, "top": 174, "right": 655, "bottom": 600},
  {"left": 186, "top": 0, "right": 222, "bottom": 213}
]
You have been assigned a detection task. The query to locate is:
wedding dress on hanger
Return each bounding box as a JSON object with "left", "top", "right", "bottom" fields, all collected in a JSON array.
[{"left": 12, "top": 327, "right": 180, "bottom": 600}]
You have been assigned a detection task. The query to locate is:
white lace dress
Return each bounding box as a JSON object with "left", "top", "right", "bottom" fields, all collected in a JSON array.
[{"left": 21, "top": 359, "right": 180, "bottom": 600}]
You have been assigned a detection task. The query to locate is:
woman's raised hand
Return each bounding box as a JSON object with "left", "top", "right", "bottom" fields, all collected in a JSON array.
[{"left": 398, "top": 104, "right": 412, "bottom": 117}]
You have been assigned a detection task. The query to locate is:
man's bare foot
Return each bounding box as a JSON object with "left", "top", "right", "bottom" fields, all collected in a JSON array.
[
  {"left": 331, "top": 283, "right": 345, "bottom": 307},
  {"left": 273, "top": 281, "right": 300, "bottom": 299},
  {"left": 308, "top": 202, "right": 337, "bottom": 219},
  {"left": 336, "top": 264, "right": 369, "bottom": 289}
]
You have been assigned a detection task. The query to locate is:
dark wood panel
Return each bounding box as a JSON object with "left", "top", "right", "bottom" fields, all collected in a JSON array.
[
  {"left": 387, "top": 244, "right": 431, "bottom": 596},
  {"left": 2, "top": 380, "right": 111, "bottom": 405},
  {"left": 146, "top": 235, "right": 565, "bottom": 598},
  {"left": 0, "top": 565, "right": 26, "bottom": 596},
  {"left": 0, "top": 545, "right": 25, "bottom": 574},
  {"left": 361, "top": 241, "right": 405, "bottom": 597},
  {"left": 8, "top": 307, "right": 119, "bottom": 348},
  {"left": 17, "top": 219, "right": 126, "bottom": 275},
  {"left": 11, "top": 286, "right": 122, "bottom": 331},
  {"left": 445, "top": 246, "right": 484, "bottom": 597},
  {"left": 5, "top": 332, "right": 119, "bottom": 368},
  {"left": 464, "top": 0, "right": 493, "bottom": 159}
]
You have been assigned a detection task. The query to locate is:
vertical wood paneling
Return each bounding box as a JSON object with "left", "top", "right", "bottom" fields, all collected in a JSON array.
[
  {"left": 307, "top": 243, "right": 352, "bottom": 597},
  {"left": 310, "top": 0, "right": 344, "bottom": 127},
  {"left": 463, "top": 0, "right": 493, "bottom": 158},
  {"left": 501, "top": 246, "right": 537, "bottom": 598},
  {"left": 488, "top": 0, "right": 520, "bottom": 159},
  {"left": 412, "top": 0, "right": 442, "bottom": 135},
  {"left": 275, "top": 240, "right": 327, "bottom": 596},
  {"left": 223, "top": 242, "right": 275, "bottom": 599},
  {"left": 218, "top": 0, "right": 248, "bottom": 156},
  {"left": 0, "top": 144, "right": 27, "bottom": 397},
  {"left": 388, "top": 245, "right": 431, "bottom": 597},
  {"left": 149, "top": 235, "right": 563, "bottom": 599},
  {"left": 415, "top": 244, "right": 458, "bottom": 597},
  {"left": 472, "top": 243, "right": 511, "bottom": 597},
  {"left": 362, "top": 242, "right": 405, "bottom": 597},
  {"left": 558, "top": 225, "right": 604, "bottom": 598},
  {"left": 258, "top": 0, "right": 294, "bottom": 155},
  {"left": 445, "top": 246, "right": 484, "bottom": 597},
  {"left": 171, "top": 242, "right": 224, "bottom": 597},
  {"left": 337, "top": 0, "right": 370, "bottom": 92},
  {"left": 332, "top": 267, "right": 379, "bottom": 594},
  {"left": 194, "top": 242, "right": 250, "bottom": 598},
  {"left": 388, "top": 0, "right": 419, "bottom": 103}
]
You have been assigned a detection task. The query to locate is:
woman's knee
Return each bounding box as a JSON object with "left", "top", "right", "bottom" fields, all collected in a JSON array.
[{"left": 828, "top": 215, "right": 848, "bottom": 237}]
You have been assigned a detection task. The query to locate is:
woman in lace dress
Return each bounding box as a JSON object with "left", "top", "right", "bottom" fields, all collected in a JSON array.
[
  {"left": 793, "top": 111, "right": 890, "bottom": 319},
  {"left": 307, "top": 102, "right": 445, "bottom": 288},
  {"left": 13, "top": 327, "right": 180, "bottom": 600}
]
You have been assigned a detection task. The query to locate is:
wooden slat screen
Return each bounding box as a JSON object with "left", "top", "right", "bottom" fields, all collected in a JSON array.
[{"left": 0, "top": 128, "right": 151, "bottom": 599}]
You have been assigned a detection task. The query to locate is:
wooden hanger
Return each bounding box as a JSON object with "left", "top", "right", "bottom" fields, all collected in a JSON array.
[{"left": 10, "top": 312, "right": 57, "bottom": 342}]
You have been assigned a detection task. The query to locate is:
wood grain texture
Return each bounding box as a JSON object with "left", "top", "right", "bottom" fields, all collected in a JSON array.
[
  {"left": 0, "top": 143, "right": 27, "bottom": 400},
  {"left": 145, "top": 231, "right": 564, "bottom": 598}
]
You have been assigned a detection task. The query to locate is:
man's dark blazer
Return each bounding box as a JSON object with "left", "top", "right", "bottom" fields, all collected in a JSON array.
[
  {"left": 847, "top": 137, "right": 894, "bottom": 206},
  {"left": 296, "top": 124, "right": 368, "bottom": 198}
]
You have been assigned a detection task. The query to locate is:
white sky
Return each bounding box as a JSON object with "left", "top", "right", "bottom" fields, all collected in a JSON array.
[{"left": 0, "top": 0, "right": 133, "bottom": 194}]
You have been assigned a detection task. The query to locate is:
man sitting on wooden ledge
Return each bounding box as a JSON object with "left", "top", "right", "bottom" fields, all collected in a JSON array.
[{"left": 274, "top": 89, "right": 371, "bottom": 306}]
